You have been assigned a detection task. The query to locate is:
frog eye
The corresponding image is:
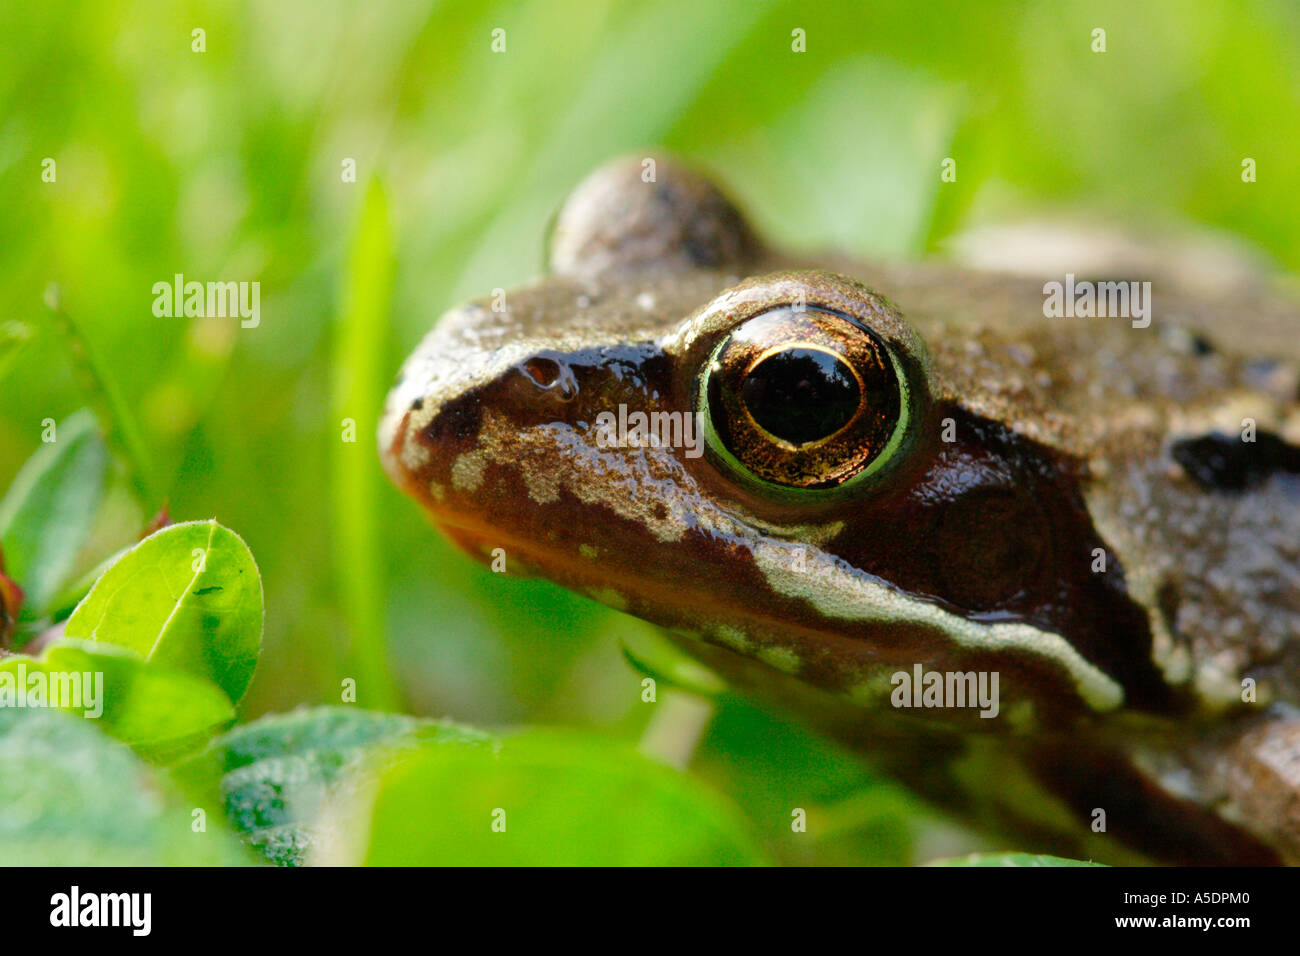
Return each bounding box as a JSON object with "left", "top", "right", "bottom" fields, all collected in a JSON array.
[{"left": 700, "top": 305, "right": 912, "bottom": 489}]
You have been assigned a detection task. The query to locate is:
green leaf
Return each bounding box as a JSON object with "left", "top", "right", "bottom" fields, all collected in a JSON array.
[
  {"left": 619, "top": 622, "right": 728, "bottom": 698},
  {"left": 343, "top": 729, "right": 771, "bottom": 866},
  {"left": 699, "top": 698, "right": 921, "bottom": 866},
  {"left": 0, "top": 409, "right": 107, "bottom": 621},
  {"left": 928, "top": 852, "right": 1105, "bottom": 867},
  {"left": 0, "top": 707, "right": 249, "bottom": 865},
  {"left": 1, "top": 638, "right": 235, "bottom": 761},
  {"left": 171, "top": 706, "right": 492, "bottom": 866},
  {"left": 63, "top": 519, "right": 263, "bottom": 704}
]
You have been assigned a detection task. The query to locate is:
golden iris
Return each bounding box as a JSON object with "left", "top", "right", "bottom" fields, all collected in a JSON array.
[{"left": 702, "top": 306, "right": 906, "bottom": 489}]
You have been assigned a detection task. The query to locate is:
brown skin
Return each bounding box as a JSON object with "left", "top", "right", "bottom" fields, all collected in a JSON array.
[{"left": 382, "top": 155, "right": 1300, "bottom": 864}]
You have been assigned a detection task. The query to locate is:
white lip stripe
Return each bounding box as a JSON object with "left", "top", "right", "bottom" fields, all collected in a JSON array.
[{"left": 749, "top": 539, "right": 1126, "bottom": 712}]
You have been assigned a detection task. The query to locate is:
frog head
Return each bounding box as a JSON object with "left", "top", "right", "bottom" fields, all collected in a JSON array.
[{"left": 378, "top": 155, "right": 1208, "bottom": 733}]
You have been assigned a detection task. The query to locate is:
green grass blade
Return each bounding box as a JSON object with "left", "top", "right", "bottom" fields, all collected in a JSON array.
[
  {"left": 331, "top": 178, "right": 401, "bottom": 710},
  {"left": 40, "top": 285, "right": 160, "bottom": 506}
]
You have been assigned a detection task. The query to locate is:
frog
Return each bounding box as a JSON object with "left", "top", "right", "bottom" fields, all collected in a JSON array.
[{"left": 380, "top": 155, "right": 1300, "bottom": 865}]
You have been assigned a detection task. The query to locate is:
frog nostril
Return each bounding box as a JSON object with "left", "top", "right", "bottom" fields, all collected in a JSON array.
[
  {"left": 522, "top": 357, "right": 561, "bottom": 387},
  {"left": 520, "top": 356, "right": 578, "bottom": 400}
]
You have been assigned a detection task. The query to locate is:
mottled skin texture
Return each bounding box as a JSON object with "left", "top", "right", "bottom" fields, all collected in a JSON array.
[{"left": 382, "top": 156, "right": 1300, "bottom": 864}]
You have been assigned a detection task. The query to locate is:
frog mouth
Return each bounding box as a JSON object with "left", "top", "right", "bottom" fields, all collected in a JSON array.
[{"left": 395, "top": 485, "right": 1130, "bottom": 718}]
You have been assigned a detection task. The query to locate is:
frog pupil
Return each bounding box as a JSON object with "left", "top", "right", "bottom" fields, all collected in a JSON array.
[{"left": 740, "top": 348, "right": 860, "bottom": 445}]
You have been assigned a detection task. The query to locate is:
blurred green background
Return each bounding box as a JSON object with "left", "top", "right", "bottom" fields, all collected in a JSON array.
[{"left": 3, "top": 0, "right": 1298, "bottom": 863}]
